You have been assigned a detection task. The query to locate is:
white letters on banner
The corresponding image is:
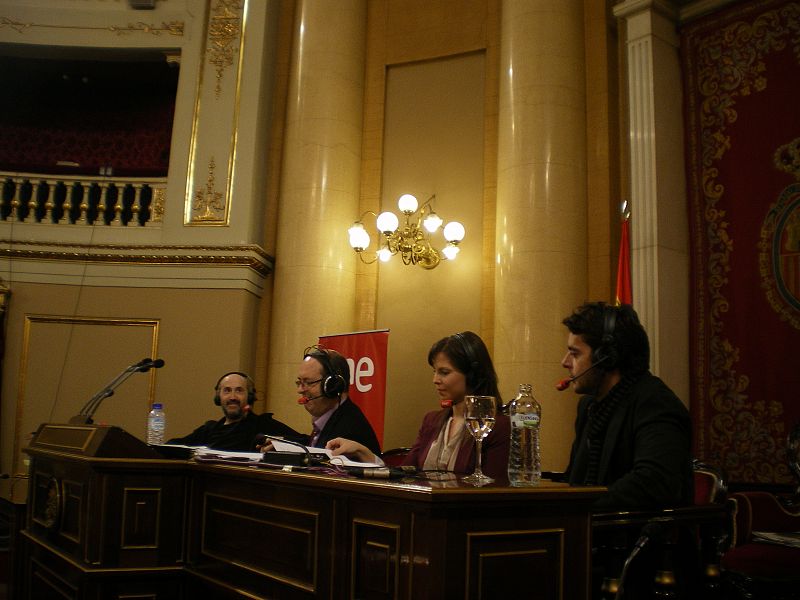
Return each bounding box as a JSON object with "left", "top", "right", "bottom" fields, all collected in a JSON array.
[{"left": 346, "top": 357, "right": 375, "bottom": 392}]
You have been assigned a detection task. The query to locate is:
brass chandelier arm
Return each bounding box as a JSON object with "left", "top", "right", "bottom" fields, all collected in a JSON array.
[{"left": 347, "top": 193, "right": 461, "bottom": 269}]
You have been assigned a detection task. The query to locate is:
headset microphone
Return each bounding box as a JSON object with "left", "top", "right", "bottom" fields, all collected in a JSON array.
[
  {"left": 297, "top": 394, "right": 325, "bottom": 404},
  {"left": 555, "top": 355, "right": 609, "bottom": 391}
]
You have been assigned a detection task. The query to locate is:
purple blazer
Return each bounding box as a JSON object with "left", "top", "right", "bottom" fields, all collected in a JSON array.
[{"left": 403, "top": 409, "right": 510, "bottom": 480}]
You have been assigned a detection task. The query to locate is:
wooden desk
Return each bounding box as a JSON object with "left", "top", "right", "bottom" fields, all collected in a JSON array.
[
  {"left": 186, "top": 464, "right": 604, "bottom": 599},
  {"left": 20, "top": 425, "right": 605, "bottom": 599}
]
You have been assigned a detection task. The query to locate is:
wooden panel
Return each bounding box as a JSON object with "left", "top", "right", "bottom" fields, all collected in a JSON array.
[
  {"left": 201, "top": 491, "right": 320, "bottom": 591},
  {"left": 121, "top": 488, "right": 161, "bottom": 548},
  {"left": 466, "top": 529, "right": 565, "bottom": 600},
  {"left": 60, "top": 479, "right": 82, "bottom": 544},
  {"left": 351, "top": 518, "right": 401, "bottom": 600}
]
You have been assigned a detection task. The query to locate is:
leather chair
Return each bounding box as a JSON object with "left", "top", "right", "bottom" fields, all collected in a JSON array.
[
  {"left": 380, "top": 447, "right": 411, "bottom": 467},
  {"left": 720, "top": 423, "right": 800, "bottom": 599}
]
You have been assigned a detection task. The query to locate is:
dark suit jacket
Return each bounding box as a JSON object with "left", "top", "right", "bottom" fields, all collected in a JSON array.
[
  {"left": 167, "top": 411, "right": 301, "bottom": 452},
  {"left": 565, "top": 372, "right": 693, "bottom": 510},
  {"left": 312, "top": 398, "right": 382, "bottom": 457},
  {"left": 404, "top": 409, "right": 510, "bottom": 479}
]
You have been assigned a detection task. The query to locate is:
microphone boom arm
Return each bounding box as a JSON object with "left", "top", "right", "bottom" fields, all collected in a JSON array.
[{"left": 69, "top": 358, "right": 162, "bottom": 425}]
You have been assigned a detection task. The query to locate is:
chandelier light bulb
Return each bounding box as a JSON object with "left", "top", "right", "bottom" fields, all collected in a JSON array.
[
  {"left": 376, "top": 211, "right": 399, "bottom": 233},
  {"left": 378, "top": 248, "right": 393, "bottom": 262},
  {"left": 442, "top": 244, "right": 460, "bottom": 260},
  {"left": 348, "top": 223, "right": 370, "bottom": 250},
  {"left": 423, "top": 211, "right": 443, "bottom": 233},
  {"left": 397, "top": 193, "right": 418, "bottom": 214},
  {"left": 443, "top": 221, "right": 465, "bottom": 243}
]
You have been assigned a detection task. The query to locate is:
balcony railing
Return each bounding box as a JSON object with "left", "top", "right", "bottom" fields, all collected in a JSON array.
[{"left": 0, "top": 171, "right": 166, "bottom": 226}]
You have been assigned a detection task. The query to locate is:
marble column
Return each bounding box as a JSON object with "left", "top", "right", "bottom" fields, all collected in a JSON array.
[
  {"left": 267, "top": 0, "right": 367, "bottom": 422},
  {"left": 613, "top": 0, "right": 689, "bottom": 402},
  {"left": 495, "top": 0, "right": 588, "bottom": 463}
]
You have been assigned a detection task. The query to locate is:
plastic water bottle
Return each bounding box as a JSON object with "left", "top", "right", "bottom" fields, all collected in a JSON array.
[
  {"left": 508, "top": 384, "right": 541, "bottom": 486},
  {"left": 147, "top": 403, "right": 166, "bottom": 445}
]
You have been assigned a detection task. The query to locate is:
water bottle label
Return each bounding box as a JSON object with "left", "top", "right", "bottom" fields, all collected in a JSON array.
[{"left": 511, "top": 414, "right": 540, "bottom": 428}]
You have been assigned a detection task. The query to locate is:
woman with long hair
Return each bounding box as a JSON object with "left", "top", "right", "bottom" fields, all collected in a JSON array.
[{"left": 327, "top": 331, "right": 510, "bottom": 478}]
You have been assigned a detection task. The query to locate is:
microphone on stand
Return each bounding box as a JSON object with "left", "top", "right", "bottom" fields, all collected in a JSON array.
[
  {"left": 138, "top": 358, "right": 165, "bottom": 372},
  {"left": 555, "top": 356, "right": 609, "bottom": 391},
  {"left": 69, "top": 357, "right": 166, "bottom": 425},
  {"left": 257, "top": 433, "right": 314, "bottom": 466}
]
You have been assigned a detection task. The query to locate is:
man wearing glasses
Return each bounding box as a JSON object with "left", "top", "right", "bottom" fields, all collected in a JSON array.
[{"left": 296, "top": 347, "right": 382, "bottom": 456}]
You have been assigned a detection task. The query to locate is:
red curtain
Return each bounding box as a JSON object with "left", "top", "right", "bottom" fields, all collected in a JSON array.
[{"left": 683, "top": 0, "right": 800, "bottom": 483}]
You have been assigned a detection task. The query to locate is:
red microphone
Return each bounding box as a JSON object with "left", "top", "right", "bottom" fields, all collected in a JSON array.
[
  {"left": 555, "top": 377, "right": 572, "bottom": 392},
  {"left": 440, "top": 399, "right": 453, "bottom": 408},
  {"left": 555, "top": 356, "right": 609, "bottom": 391},
  {"left": 298, "top": 393, "right": 325, "bottom": 405}
]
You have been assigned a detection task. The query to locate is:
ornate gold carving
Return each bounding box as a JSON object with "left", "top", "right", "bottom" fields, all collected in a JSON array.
[
  {"left": 758, "top": 138, "right": 800, "bottom": 330},
  {"left": 689, "top": 3, "right": 800, "bottom": 482},
  {"left": 43, "top": 476, "right": 62, "bottom": 530},
  {"left": 192, "top": 157, "right": 226, "bottom": 223},
  {"left": 0, "top": 247, "right": 271, "bottom": 278},
  {"left": 206, "top": 0, "right": 243, "bottom": 97},
  {"left": 151, "top": 188, "right": 166, "bottom": 223},
  {"left": 0, "top": 16, "right": 184, "bottom": 36},
  {"left": 0, "top": 239, "right": 270, "bottom": 259}
]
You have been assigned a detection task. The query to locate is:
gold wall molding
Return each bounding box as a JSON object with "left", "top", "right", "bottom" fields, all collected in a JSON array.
[
  {"left": 0, "top": 240, "right": 273, "bottom": 276},
  {"left": 184, "top": 0, "right": 246, "bottom": 226},
  {"left": 0, "top": 16, "right": 184, "bottom": 36}
]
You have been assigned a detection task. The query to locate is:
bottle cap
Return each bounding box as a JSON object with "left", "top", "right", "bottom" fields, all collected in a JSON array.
[{"left": 152, "top": 403, "right": 163, "bottom": 409}]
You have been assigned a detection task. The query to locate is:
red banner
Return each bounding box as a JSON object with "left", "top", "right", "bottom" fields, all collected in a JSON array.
[
  {"left": 318, "top": 330, "right": 389, "bottom": 445},
  {"left": 615, "top": 216, "right": 632, "bottom": 306}
]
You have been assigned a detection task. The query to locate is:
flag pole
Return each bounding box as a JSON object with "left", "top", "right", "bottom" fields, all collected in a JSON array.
[{"left": 615, "top": 201, "right": 632, "bottom": 306}]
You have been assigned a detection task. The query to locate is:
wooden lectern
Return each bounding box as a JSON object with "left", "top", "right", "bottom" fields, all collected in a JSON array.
[{"left": 21, "top": 423, "right": 188, "bottom": 599}]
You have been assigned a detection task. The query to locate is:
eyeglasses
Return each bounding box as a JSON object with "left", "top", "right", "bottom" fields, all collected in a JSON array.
[{"left": 295, "top": 377, "right": 323, "bottom": 389}]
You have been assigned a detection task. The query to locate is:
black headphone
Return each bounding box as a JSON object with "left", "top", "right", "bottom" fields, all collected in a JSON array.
[
  {"left": 213, "top": 371, "right": 256, "bottom": 406},
  {"left": 592, "top": 306, "right": 619, "bottom": 370},
  {"left": 303, "top": 346, "right": 347, "bottom": 398}
]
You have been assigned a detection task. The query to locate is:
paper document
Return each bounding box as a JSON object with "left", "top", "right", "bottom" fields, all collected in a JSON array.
[
  {"left": 194, "top": 448, "right": 264, "bottom": 463},
  {"left": 270, "top": 439, "right": 381, "bottom": 468},
  {"left": 752, "top": 531, "right": 800, "bottom": 548}
]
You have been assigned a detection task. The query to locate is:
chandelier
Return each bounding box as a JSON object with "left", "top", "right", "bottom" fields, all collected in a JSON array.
[{"left": 348, "top": 194, "right": 465, "bottom": 270}]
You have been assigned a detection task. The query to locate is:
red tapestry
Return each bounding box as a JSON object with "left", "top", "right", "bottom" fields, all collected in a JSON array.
[{"left": 683, "top": 0, "right": 800, "bottom": 484}]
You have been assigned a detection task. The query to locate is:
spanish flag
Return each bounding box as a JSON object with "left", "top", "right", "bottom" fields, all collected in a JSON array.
[{"left": 615, "top": 208, "right": 632, "bottom": 306}]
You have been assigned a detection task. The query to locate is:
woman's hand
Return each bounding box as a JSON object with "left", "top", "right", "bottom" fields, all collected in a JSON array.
[{"left": 326, "top": 438, "right": 375, "bottom": 463}]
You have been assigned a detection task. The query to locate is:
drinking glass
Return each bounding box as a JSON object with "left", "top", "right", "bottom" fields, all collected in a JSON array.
[{"left": 462, "top": 395, "right": 497, "bottom": 486}]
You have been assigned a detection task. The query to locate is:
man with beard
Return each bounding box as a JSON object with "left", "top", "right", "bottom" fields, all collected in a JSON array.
[
  {"left": 166, "top": 371, "right": 301, "bottom": 451},
  {"left": 559, "top": 302, "right": 693, "bottom": 510}
]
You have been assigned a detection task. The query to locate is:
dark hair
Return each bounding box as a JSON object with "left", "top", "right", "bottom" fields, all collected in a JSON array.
[
  {"left": 561, "top": 302, "right": 650, "bottom": 375},
  {"left": 427, "top": 331, "right": 502, "bottom": 405}
]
